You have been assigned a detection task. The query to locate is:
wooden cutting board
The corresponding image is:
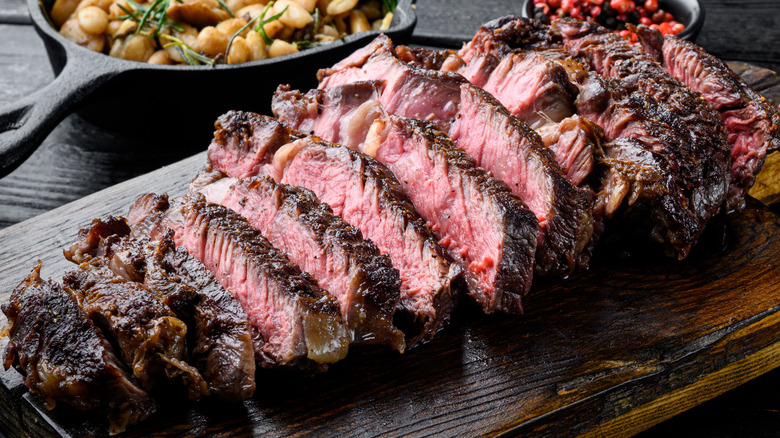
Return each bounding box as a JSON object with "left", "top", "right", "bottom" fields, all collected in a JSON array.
[{"left": 1, "top": 64, "right": 779, "bottom": 438}]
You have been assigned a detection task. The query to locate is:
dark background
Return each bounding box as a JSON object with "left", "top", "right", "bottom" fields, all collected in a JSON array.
[{"left": 0, "top": 0, "right": 778, "bottom": 435}]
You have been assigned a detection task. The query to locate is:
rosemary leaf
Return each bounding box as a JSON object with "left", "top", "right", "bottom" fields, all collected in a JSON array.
[{"left": 216, "top": 0, "right": 235, "bottom": 17}]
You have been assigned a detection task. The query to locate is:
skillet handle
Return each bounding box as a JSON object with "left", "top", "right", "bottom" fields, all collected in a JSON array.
[{"left": 0, "top": 58, "right": 116, "bottom": 178}]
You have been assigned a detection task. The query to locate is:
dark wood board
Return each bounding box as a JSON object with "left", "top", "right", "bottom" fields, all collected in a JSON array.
[
  {"left": 0, "top": 68, "right": 779, "bottom": 437},
  {"left": 1, "top": 153, "right": 780, "bottom": 438}
]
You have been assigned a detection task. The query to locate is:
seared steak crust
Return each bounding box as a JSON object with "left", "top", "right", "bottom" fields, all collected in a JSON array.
[
  {"left": 460, "top": 16, "right": 731, "bottom": 258},
  {"left": 62, "top": 259, "right": 208, "bottom": 400},
  {"left": 642, "top": 31, "right": 780, "bottom": 211},
  {"left": 2, "top": 264, "right": 156, "bottom": 434},
  {"left": 555, "top": 19, "right": 730, "bottom": 222},
  {"left": 195, "top": 172, "right": 405, "bottom": 351},
  {"left": 65, "top": 215, "right": 257, "bottom": 401},
  {"left": 208, "top": 111, "right": 461, "bottom": 347},
  {"left": 369, "top": 116, "right": 538, "bottom": 312},
  {"left": 128, "top": 193, "right": 350, "bottom": 369}
]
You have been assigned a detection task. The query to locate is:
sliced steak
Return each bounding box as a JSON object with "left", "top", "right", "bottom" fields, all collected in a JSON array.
[
  {"left": 317, "top": 35, "right": 596, "bottom": 276},
  {"left": 459, "top": 16, "right": 727, "bottom": 258},
  {"left": 127, "top": 193, "right": 350, "bottom": 369},
  {"left": 61, "top": 258, "right": 209, "bottom": 400},
  {"left": 363, "top": 116, "right": 538, "bottom": 312},
  {"left": 193, "top": 171, "right": 406, "bottom": 351},
  {"left": 65, "top": 215, "right": 256, "bottom": 401},
  {"left": 208, "top": 111, "right": 461, "bottom": 347},
  {"left": 399, "top": 45, "right": 600, "bottom": 186},
  {"left": 2, "top": 264, "right": 156, "bottom": 434},
  {"left": 637, "top": 29, "right": 780, "bottom": 211},
  {"left": 555, "top": 19, "right": 731, "bottom": 220},
  {"left": 274, "top": 85, "right": 537, "bottom": 312}
]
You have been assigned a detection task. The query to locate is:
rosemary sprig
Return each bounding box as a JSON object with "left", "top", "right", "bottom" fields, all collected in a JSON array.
[
  {"left": 216, "top": 0, "right": 234, "bottom": 17},
  {"left": 122, "top": 0, "right": 182, "bottom": 38},
  {"left": 381, "top": 0, "right": 397, "bottom": 13},
  {"left": 296, "top": 40, "right": 323, "bottom": 50},
  {"left": 253, "top": 2, "right": 288, "bottom": 45},
  {"left": 160, "top": 34, "right": 216, "bottom": 65}
]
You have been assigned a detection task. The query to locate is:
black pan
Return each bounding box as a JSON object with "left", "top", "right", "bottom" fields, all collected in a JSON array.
[{"left": 0, "top": 0, "right": 416, "bottom": 177}]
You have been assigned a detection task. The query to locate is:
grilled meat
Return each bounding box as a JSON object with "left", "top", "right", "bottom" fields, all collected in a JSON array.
[
  {"left": 636, "top": 29, "right": 780, "bottom": 211},
  {"left": 65, "top": 215, "right": 256, "bottom": 400},
  {"left": 61, "top": 259, "right": 209, "bottom": 400},
  {"left": 127, "top": 193, "right": 350, "bottom": 369},
  {"left": 208, "top": 111, "right": 461, "bottom": 347},
  {"left": 274, "top": 84, "right": 538, "bottom": 312},
  {"left": 316, "top": 35, "right": 596, "bottom": 276},
  {"left": 193, "top": 171, "right": 406, "bottom": 351},
  {"left": 2, "top": 264, "right": 156, "bottom": 434}
]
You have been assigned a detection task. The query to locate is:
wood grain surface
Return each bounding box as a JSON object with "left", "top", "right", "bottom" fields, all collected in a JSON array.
[
  {"left": 1, "top": 0, "right": 780, "bottom": 436},
  {"left": 0, "top": 153, "right": 779, "bottom": 437}
]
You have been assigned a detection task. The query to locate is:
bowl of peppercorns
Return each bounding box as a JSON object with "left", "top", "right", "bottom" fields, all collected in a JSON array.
[{"left": 523, "top": 0, "right": 704, "bottom": 42}]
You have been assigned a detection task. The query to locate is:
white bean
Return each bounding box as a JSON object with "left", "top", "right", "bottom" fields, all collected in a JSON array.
[
  {"left": 268, "top": 39, "right": 297, "bottom": 58},
  {"left": 227, "top": 36, "right": 250, "bottom": 63},
  {"left": 216, "top": 17, "right": 248, "bottom": 38},
  {"left": 245, "top": 31, "right": 267, "bottom": 60},
  {"left": 380, "top": 12, "right": 392, "bottom": 30},
  {"left": 60, "top": 18, "right": 105, "bottom": 52},
  {"left": 326, "top": 0, "right": 357, "bottom": 16},
  {"left": 274, "top": 1, "right": 313, "bottom": 29},
  {"left": 197, "top": 26, "right": 229, "bottom": 56},
  {"left": 148, "top": 50, "right": 172, "bottom": 64},
  {"left": 291, "top": 0, "right": 315, "bottom": 13},
  {"left": 348, "top": 9, "right": 369, "bottom": 34},
  {"left": 51, "top": 0, "right": 80, "bottom": 27},
  {"left": 77, "top": 6, "right": 109, "bottom": 34}
]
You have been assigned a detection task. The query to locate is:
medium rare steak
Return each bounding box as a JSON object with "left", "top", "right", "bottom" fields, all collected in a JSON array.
[
  {"left": 274, "top": 85, "right": 538, "bottom": 312},
  {"left": 65, "top": 215, "right": 257, "bottom": 401},
  {"left": 459, "top": 16, "right": 729, "bottom": 258},
  {"left": 555, "top": 19, "right": 731, "bottom": 220},
  {"left": 193, "top": 171, "right": 406, "bottom": 351},
  {"left": 62, "top": 258, "right": 209, "bottom": 400},
  {"left": 208, "top": 111, "right": 461, "bottom": 346},
  {"left": 127, "top": 193, "right": 350, "bottom": 369},
  {"left": 398, "top": 45, "right": 601, "bottom": 187},
  {"left": 317, "top": 35, "right": 596, "bottom": 276},
  {"left": 363, "top": 116, "right": 538, "bottom": 312},
  {"left": 2, "top": 264, "right": 157, "bottom": 434},
  {"left": 636, "top": 30, "right": 780, "bottom": 211}
]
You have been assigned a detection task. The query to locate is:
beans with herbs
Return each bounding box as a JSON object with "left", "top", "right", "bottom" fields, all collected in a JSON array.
[{"left": 52, "top": 0, "right": 398, "bottom": 65}]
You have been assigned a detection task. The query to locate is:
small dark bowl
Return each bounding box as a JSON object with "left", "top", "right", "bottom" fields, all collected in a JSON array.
[{"left": 521, "top": 0, "right": 704, "bottom": 42}]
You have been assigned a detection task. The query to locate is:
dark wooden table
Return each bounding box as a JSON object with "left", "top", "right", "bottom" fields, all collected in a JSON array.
[{"left": 0, "top": 0, "right": 779, "bottom": 436}]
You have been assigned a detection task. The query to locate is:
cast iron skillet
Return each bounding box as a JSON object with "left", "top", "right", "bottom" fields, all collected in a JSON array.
[{"left": 0, "top": 0, "right": 416, "bottom": 177}]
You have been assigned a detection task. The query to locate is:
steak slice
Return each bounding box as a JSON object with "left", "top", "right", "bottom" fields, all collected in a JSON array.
[
  {"left": 636, "top": 30, "right": 780, "bottom": 211},
  {"left": 61, "top": 258, "right": 209, "bottom": 400},
  {"left": 193, "top": 171, "right": 406, "bottom": 351},
  {"left": 363, "top": 116, "right": 538, "bottom": 312},
  {"left": 127, "top": 193, "right": 350, "bottom": 369},
  {"left": 208, "top": 112, "right": 461, "bottom": 347},
  {"left": 274, "top": 85, "right": 537, "bottom": 312},
  {"left": 398, "top": 46, "right": 601, "bottom": 187},
  {"left": 65, "top": 215, "right": 256, "bottom": 401},
  {"left": 317, "top": 35, "right": 596, "bottom": 276},
  {"left": 2, "top": 264, "right": 156, "bottom": 434},
  {"left": 555, "top": 19, "right": 731, "bottom": 220}
]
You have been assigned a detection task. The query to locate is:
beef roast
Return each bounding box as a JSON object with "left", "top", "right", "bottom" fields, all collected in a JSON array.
[
  {"left": 2, "top": 264, "right": 156, "bottom": 434},
  {"left": 636, "top": 29, "right": 780, "bottom": 211},
  {"left": 62, "top": 258, "right": 209, "bottom": 400},
  {"left": 65, "top": 215, "right": 257, "bottom": 400},
  {"left": 207, "top": 111, "right": 461, "bottom": 346},
  {"left": 273, "top": 84, "right": 537, "bottom": 312},
  {"left": 316, "top": 35, "right": 596, "bottom": 276},
  {"left": 193, "top": 171, "right": 406, "bottom": 351},
  {"left": 127, "top": 193, "right": 350, "bottom": 369}
]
